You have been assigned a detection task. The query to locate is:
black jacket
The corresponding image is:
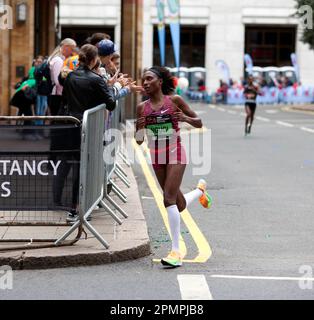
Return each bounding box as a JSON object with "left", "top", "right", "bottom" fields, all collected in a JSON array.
[{"left": 63, "top": 66, "right": 116, "bottom": 119}]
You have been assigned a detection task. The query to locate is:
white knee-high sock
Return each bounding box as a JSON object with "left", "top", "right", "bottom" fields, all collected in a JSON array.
[
  {"left": 184, "top": 189, "right": 203, "bottom": 208},
  {"left": 166, "top": 205, "right": 181, "bottom": 252}
]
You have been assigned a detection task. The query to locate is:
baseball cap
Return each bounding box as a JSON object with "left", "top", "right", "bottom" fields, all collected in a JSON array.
[{"left": 97, "top": 39, "right": 117, "bottom": 57}]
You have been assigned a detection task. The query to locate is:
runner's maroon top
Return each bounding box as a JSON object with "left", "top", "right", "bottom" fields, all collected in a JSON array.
[{"left": 143, "top": 95, "right": 187, "bottom": 168}]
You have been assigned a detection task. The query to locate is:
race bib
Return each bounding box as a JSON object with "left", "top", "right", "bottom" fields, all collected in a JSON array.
[{"left": 146, "top": 114, "right": 174, "bottom": 141}]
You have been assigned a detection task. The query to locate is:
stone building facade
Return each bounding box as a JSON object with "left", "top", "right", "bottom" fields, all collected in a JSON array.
[
  {"left": 61, "top": 0, "right": 314, "bottom": 91},
  {"left": 0, "top": 0, "right": 58, "bottom": 115}
]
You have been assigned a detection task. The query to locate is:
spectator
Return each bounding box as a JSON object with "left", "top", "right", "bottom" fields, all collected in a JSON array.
[
  {"left": 197, "top": 78, "right": 206, "bottom": 92},
  {"left": 34, "top": 55, "right": 49, "bottom": 125},
  {"left": 48, "top": 38, "right": 77, "bottom": 115},
  {"left": 9, "top": 58, "right": 41, "bottom": 139},
  {"left": 240, "top": 76, "right": 247, "bottom": 87},
  {"left": 215, "top": 80, "right": 228, "bottom": 104},
  {"left": 63, "top": 44, "right": 116, "bottom": 119},
  {"left": 55, "top": 44, "right": 117, "bottom": 223},
  {"left": 85, "top": 33, "right": 111, "bottom": 46},
  {"left": 10, "top": 59, "right": 38, "bottom": 118},
  {"left": 97, "top": 39, "right": 142, "bottom": 99},
  {"left": 111, "top": 52, "right": 121, "bottom": 72}
]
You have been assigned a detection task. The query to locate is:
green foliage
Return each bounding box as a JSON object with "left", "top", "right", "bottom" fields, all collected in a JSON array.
[{"left": 295, "top": 0, "right": 314, "bottom": 49}]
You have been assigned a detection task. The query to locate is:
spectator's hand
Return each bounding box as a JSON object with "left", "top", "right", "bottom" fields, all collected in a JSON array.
[
  {"left": 128, "top": 82, "right": 145, "bottom": 94},
  {"left": 107, "top": 69, "right": 120, "bottom": 86},
  {"left": 21, "top": 85, "right": 29, "bottom": 91},
  {"left": 61, "top": 66, "right": 72, "bottom": 79},
  {"left": 117, "top": 75, "right": 130, "bottom": 87}
]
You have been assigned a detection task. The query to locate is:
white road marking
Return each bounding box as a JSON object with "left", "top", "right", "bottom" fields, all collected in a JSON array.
[
  {"left": 256, "top": 116, "right": 270, "bottom": 122},
  {"left": 301, "top": 127, "right": 314, "bottom": 133},
  {"left": 240, "top": 112, "right": 246, "bottom": 117},
  {"left": 211, "top": 275, "right": 314, "bottom": 282},
  {"left": 208, "top": 105, "right": 216, "bottom": 109},
  {"left": 228, "top": 110, "right": 237, "bottom": 115},
  {"left": 276, "top": 121, "right": 294, "bottom": 128},
  {"left": 178, "top": 275, "right": 213, "bottom": 300},
  {"left": 265, "top": 110, "right": 279, "bottom": 114},
  {"left": 217, "top": 107, "right": 226, "bottom": 112}
]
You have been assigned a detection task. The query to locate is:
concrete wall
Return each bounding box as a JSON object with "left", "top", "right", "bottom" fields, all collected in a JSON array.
[{"left": 60, "top": 0, "right": 121, "bottom": 50}]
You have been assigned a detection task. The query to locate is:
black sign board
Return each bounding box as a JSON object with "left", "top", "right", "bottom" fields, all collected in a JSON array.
[{"left": 0, "top": 124, "right": 81, "bottom": 211}]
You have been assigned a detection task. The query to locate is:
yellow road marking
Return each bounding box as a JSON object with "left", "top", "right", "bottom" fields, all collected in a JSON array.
[{"left": 133, "top": 139, "right": 212, "bottom": 264}]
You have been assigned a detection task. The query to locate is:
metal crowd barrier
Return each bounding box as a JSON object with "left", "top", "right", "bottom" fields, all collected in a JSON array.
[
  {"left": 56, "top": 104, "right": 110, "bottom": 248},
  {"left": 0, "top": 101, "right": 132, "bottom": 251},
  {"left": 99, "top": 99, "right": 130, "bottom": 223}
]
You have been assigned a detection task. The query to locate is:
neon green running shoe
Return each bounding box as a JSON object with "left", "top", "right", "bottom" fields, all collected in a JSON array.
[
  {"left": 197, "top": 179, "right": 213, "bottom": 209},
  {"left": 199, "top": 191, "right": 213, "bottom": 209},
  {"left": 161, "top": 251, "right": 182, "bottom": 267}
]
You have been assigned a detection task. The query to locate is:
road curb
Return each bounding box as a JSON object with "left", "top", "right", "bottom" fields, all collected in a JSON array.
[
  {"left": 0, "top": 241, "right": 151, "bottom": 270},
  {"left": 280, "top": 106, "right": 314, "bottom": 115}
]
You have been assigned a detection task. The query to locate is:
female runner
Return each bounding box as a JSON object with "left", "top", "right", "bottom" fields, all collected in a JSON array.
[{"left": 135, "top": 66, "right": 212, "bottom": 268}]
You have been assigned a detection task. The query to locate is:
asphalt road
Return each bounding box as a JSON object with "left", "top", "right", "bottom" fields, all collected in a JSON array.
[{"left": 1, "top": 103, "right": 314, "bottom": 300}]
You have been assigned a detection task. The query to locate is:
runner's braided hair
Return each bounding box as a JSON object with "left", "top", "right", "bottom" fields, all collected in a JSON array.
[{"left": 148, "top": 66, "right": 175, "bottom": 95}]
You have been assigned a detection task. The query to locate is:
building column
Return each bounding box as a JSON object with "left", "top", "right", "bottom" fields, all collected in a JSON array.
[
  {"left": 35, "top": 0, "right": 58, "bottom": 57},
  {"left": 0, "top": 0, "right": 35, "bottom": 116},
  {"left": 114, "top": 19, "right": 121, "bottom": 53},
  {"left": 0, "top": 3, "right": 11, "bottom": 116},
  {"left": 121, "top": 0, "right": 143, "bottom": 119},
  {"left": 207, "top": 8, "right": 244, "bottom": 92},
  {"left": 142, "top": 0, "right": 153, "bottom": 69},
  {"left": 9, "top": 0, "right": 34, "bottom": 113},
  {"left": 0, "top": 0, "right": 57, "bottom": 115},
  {"left": 205, "top": 23, "right": 211, "bottom": 93}
]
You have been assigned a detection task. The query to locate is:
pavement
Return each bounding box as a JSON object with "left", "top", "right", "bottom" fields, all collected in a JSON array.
[
  {"left": 0, "top": 160, "right": 151, "bottom": 270},
  {"left": 289, "top": 104, "right": 314, "bottom": 113}
]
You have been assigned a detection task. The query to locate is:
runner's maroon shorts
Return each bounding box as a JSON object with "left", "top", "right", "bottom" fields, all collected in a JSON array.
[{"left": 150, "top": 144, "right": 187, "bottom": 171}]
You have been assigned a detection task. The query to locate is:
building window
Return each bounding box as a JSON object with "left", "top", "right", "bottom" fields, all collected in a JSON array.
[
  {"left": 245, "top": 26, "right": 296, "bottom": 67},
  {"left": 153, "top": 26, "right": 206, "bottom": 67},
  {"left": 61, "top": 26, "right": 115, "bottom": 47}
]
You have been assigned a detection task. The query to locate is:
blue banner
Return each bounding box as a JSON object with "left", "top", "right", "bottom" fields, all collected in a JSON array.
[
  {"left": 244, "top": 54, "right": 254, "bottom": 75},
  {"left": 156, "top": 0, "right": 166, "bottom": 66},
  {"left": 167, "top": 0, "right": 180, "bottom": 69},
  {"left": 215, "top": 60, "right": 231, "bottom": 86},
  {"left": 291, "top": 53, "right": 300, "bottom": 83}
]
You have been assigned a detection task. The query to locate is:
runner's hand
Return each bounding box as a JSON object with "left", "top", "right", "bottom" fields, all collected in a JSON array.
[
  {"left": 136, "top": 117, "right": 146, "bottom": 130},
  {"left": 173, "top": 111, "right": 187, "bottom": 123}
]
